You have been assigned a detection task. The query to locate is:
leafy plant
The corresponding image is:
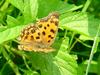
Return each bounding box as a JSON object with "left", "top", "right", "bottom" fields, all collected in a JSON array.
[{"left": 0, "top": 0, "right": 100, "bottom": 75}]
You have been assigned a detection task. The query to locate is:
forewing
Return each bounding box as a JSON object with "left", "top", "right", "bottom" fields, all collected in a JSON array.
[{"left": 37, "top": 12, "right": 59, "bottom": 47}]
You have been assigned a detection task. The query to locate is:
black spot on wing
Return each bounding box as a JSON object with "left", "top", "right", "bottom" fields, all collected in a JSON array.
[
  {"left": 47, "top": 24, "right": 49, "bottom": 27},
  {"left": 42, "top": 31, "right": 46, "bottom": 35},
  {"left": 31, "top": 36, "right": 34, "bottom": 39},
  {"left": 48, "top": 35, "right": 51, "bottom": 38},
  {"left": 48, "top": 40, "right": 51, "bottom": 43},
  {"left": 44, "top": 26, "right": 46, "bottom": 29},
  {"left": 38, "top": 32, "right": 40, "bottom": 35},
  {"left": 50, "top": 29, "right": 55, "bottom": 33},
  {"left": 48, "top": 35, "right": 54, "bottom": 39},
  {"left": 36, "top": 36, "right": 40, "bottom": 39},
  {"left": 51, "top": 37, "right": 54, "bottom": 39},
  {"left": 31, "top": 29, "right": 35, "bottom": 33},
  {"left": 38, "top": 24, "right": 42, "bottom": 28}
]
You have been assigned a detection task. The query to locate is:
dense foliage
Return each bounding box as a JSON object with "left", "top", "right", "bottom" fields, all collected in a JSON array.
[{"left": 0, "top": 0, "right": 100, "bottom": 75}]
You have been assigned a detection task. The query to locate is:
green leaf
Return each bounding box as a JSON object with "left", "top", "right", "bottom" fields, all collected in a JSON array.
[
  {"left": 58, "top": 4, "right": 83, "bottom": 14},
  {"left": 54, "top": 51, "right": 78, "bottom": 75},
  {"left": 38, "top": 0, "right": 60, "bottom": 17},
  {"left": 24, "top": 70, "right": 40, "bottom": 75},
  {"left": 6, "top": 15, "right": 21, "bottom": 27},
  {"left": 28, "top": 51, "right": 77, "bottom": 75},
  {"left": 0, "top": 25, "right": 25, "bottom": 44},
  {"left": 60, "top": 12, "right": 100, "bottom": 39},
  {"left": 58, "top": 37, "right": 69, "bottom": 51},
  {"left": 52, "top": 37, "right": 69, "bottom": 52},
  {"left": 0, "top": 26, "right": 7, "bottom": 32},
  {"left": 9, "top": 0, "right": 38, "bottom": 23},
  {"left": 79, "top": 35, "right": 93, "bottom": 41},
  {"left": 23, "top": 0, "right": 38, "bottom": 23},
  {"left": 38, "top": 0, "right": 82, "bottom": 18},
  {"left": 29, "top": 52, "right": 61, "bottom": 75},
  {"left": 60, "top": 37, "right": 69, "bottom": 51}
]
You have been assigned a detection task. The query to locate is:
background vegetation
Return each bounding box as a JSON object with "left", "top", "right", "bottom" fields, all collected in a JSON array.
[{"left": 0, "top": 0, "right": 100, "bottom": 75}]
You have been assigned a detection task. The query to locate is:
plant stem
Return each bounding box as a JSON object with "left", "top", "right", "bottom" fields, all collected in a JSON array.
[
  {"left": 2, "top": 48, "right": 21, "bottom": 75},
  {"left": 82, "top": 0, "right": 92, "bottom": 12},
  {"left": 68, "top": 32, "right": 75, "bottom": 52},
  {"left": 85, "top": 24, "right": 100, "bottom": 75}
]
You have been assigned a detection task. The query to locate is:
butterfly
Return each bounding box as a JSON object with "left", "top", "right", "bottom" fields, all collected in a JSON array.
[{"left": 18, "top": 12, "right": 59, "bottom": 53}]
